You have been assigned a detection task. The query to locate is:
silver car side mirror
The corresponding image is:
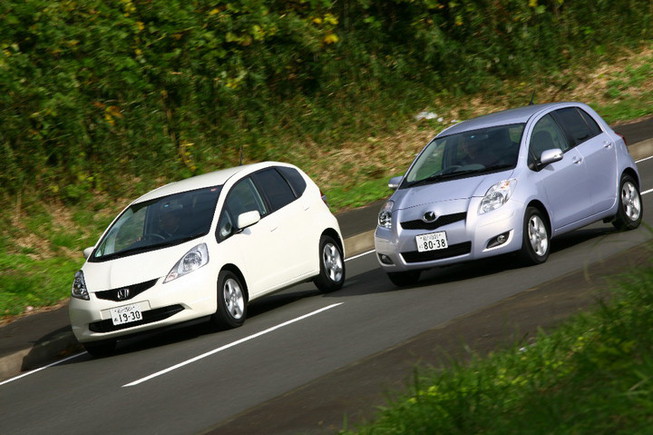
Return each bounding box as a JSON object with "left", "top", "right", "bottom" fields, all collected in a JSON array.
[
  {"left": 388, "top": 176, "right": 403, "bottom": 191},
  {"left": 539, "top": 148, "right": 564, "bottom": 167}
]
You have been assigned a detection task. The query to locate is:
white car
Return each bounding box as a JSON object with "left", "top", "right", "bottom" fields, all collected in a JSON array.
[{"left": 69, "top": 162, "right": 345, "bottom": 356}]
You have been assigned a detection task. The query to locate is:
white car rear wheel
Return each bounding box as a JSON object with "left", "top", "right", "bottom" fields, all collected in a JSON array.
[{"left": 314, "top": 236, "right": 345, "bottom": 293}]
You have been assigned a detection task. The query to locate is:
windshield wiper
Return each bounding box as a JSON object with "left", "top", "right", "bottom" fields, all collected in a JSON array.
[
  {"left": 406, "top": 165, "right": 514, "bottom": 188},
  {"left": 406, "top": 168, "right": 487, "bottom": 187}
]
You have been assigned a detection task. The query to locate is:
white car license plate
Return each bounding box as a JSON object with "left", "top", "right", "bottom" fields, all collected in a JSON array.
[
  {"left": 110, "top": 304, "right": 143, "bottom": 326},
  {"left": 416, "top": 232, "right": 448, "bottom": 252}
]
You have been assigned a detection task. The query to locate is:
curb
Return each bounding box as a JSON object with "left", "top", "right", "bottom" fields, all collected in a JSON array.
[
  {"left": 630, "top": 138, "right": 653, "bottom": 161},
  {"left": 344, "top": 230, "right": 375, "bottom": 258}
]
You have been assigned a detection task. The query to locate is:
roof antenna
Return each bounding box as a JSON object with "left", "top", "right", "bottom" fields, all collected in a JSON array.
[{"left": 528, "top": 91, "right": 536, "bottom": 105}]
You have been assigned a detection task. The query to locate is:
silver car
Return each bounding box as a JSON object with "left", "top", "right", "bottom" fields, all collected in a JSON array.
[{"left": 374, "top": 102, "right": 643, "bottom": 286}]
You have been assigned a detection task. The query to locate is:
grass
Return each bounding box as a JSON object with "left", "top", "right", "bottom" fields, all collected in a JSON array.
[
  {"left": 343, "top": 253, "right": 653, "bottom": 434},
  {"left": 1, "top": 44, "right": 652, "bottom": 322}
]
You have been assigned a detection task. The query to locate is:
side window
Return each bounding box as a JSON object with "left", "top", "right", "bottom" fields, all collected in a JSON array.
[
  {"left": 277, "top": 166, "right": 307, "bottom": 197},
  {"left": 528, "top": 114, "right": 570, "bottom": 168},
  {"left": 578, "top": 109, "right": 602, "bottom": 137},
  {"left": 252, "top": 168, "right": 296, "bottom": 212},
  {"left": 553, "top": 107, "right": 600, "bottom": 146},
  {"left": 216, "top": 178, "right": 267, "bottom": 242}
]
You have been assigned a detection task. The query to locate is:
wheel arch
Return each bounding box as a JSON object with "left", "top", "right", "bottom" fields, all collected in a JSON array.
[
  {"left": 621, "top": 167, "right": 640, "bottom": 188},
  {"left": 219, "top": 264, "right": 249, "bottom": 302},
  {"left": 525, "top": 199, "right": 552, "bottom": 235},
  {"left": 321, "top": 228, "right": 344, "bottom": 256}
]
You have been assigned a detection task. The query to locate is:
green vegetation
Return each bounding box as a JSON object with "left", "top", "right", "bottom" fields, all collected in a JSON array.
[
  {"left": 2, "top": 0, "right": 652, "bottom": 203},
  {"left": 344, "top": 251, "right": 653, "bottom": 434},
  {"left": 0, "top": 1, "right": 652, "bottom": 320}
]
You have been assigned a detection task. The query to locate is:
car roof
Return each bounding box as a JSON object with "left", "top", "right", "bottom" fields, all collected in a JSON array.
[
  {"left": 438, "top": 102, "right": 581, "bottom": 136},
  {"left": 133, "top": 161, "right": 288, "bottom": 203}
]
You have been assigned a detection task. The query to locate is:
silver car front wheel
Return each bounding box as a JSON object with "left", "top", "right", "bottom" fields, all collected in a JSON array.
[{"left": 519, "top": 207, "right": 550, "bottom": 265}]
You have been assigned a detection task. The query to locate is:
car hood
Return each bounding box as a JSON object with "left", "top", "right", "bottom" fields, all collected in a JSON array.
[
  {"left": 82, "top": 240, "right": 205, "bottom": 292},
  {"left": 394, "top": 170, "right": 514, "bottom": 210}
]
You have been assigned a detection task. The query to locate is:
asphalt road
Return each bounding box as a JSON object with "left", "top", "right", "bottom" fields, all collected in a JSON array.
[{"left": 1, "top": 126, "right": 652, "bottom": 434}]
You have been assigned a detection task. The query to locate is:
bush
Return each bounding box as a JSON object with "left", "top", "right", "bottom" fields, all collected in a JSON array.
[{"left": 0, "top": 0, "right": 651, "bottom": 202}]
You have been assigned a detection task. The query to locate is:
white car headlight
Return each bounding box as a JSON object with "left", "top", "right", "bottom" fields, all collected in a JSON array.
[
  {"left": 71, "top": 270, "right": 89, "bottom": 300},
  {"left": 164, "top": 243, "right": 209, "bottom": 283},
  {"left": 479, "top": 179, "right": 517, "bottom": 215},
  {"left": 378, "top": 200, "right": 394, "bottom": 229}
]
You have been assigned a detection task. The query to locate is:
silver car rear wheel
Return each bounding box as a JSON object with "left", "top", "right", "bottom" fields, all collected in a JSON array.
[{"left": 613, "top": 175, "right": 642, "bottom": 231}]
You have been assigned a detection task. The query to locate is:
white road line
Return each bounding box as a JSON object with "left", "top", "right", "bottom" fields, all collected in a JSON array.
[
  {"left": 122, "top": 303, "right": 344, "bottom": 387},
  {"left": 643, "top": 188, "right": 652, "bottom": 196},
  {"left": 345, "top": 249, "right": 375, "bottom": 261},
  {"left": 636, "top": 155, "right": 653, "bottom": 164},
  {"left": 0, "top": 352, "right": 86, "bottom": 387}
]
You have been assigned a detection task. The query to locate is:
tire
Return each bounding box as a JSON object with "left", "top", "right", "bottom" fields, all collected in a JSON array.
[
  {"left": 212, "top": 270, "right": 247, "bottom": 329},
  {"left": 83, "top": 339, "right": 117, "bottom": 358},
  {"left": 313, "top": 236, "right": 345, "bottom": 293},
  {"left": 387, "top": 270, "right": 421, "bottom": 287},
  {"left": 519, "top": 206, "right": 550, "bottom": 265},
  {"left": 613, "top": 174, "right": 642, "bottom": 231}
]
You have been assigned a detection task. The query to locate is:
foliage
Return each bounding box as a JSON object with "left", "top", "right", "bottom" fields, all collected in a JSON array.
[{"left": 1, "top": 0, "right": 651, "bottom": 204}]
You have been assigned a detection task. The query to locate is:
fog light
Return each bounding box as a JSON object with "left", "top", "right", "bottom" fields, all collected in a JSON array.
[
  {"left": 487, "top": 232, "right": 510, "bottom": 249},
  {"left": 378, "top": 254, "right": 394, "bottom": 265}
]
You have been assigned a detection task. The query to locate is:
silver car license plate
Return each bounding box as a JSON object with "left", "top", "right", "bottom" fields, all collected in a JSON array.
[{"left": 416, "top": 232, "right": 448, "bottom": 252}]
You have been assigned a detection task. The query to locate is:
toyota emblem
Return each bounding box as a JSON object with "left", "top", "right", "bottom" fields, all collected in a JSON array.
[{"left": 423, "top": 211, "right": 437, "bottom": 223}]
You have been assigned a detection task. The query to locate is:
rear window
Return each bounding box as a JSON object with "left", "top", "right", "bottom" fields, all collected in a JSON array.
[
  {"left": 553, "top": 107, "right": 601, "bottom": 146},
  {"left": 277, "top": 166, "right": 307, "bottom": 197},
  {"left": 252, "top": 168, "right": 297, "bottom": 212}
]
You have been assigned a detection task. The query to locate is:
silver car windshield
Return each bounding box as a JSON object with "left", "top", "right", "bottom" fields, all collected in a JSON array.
[
  {"left": 90, "top": 186, "right": 222, "bottom": 261},
  {"left": 404, "top": 123, "right": 525, "bottom": 187}
]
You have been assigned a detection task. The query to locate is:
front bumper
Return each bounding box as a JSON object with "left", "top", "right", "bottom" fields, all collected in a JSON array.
[
  {"left": 374, "top": 198, "right": 524, "bottom": 272},
  {"left": 68, "top": 266, "right": 217, "bottom": 343}
]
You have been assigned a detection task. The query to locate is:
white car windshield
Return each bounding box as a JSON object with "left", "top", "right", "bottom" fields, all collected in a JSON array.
[
  {"left": 90, "top": 186, "right": 222, "bottom": 261},
  {"left": 404, "top": 124, "right": 525, "bottom": 187}
]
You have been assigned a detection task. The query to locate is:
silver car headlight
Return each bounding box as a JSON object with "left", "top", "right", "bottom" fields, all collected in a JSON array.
[
  {"left": 71, "top": 270, "right": 89, "bottom": 300},
  {"left": 164, "top": 243, "right": 209, "bottom": 283},
  {"left": 479, "top": 179, "right": 517, "bottom": 215},
  {"left": 378, "top": 200, "right": 395, "bottom": 229}
]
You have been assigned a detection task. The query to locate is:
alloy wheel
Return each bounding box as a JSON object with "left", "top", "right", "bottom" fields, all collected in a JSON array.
[
  {"left": 621, "top": 180, "right": 642, "bottom": 223},
  {"left": 528, "top": 214, "right": 548, "bottom": 257},
  {"left": 223, "top": 278, "right": 245, "bottom": 320},
  {"left": 322, "top": 242, "right": 344, "bottom": 283}
]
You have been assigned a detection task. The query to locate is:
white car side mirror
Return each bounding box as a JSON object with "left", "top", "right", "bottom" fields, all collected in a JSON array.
[
  {"left": 237, "top": 210, "right": 261, "bottom": 231},
  {"left": 83, "top": 247, "right": 94, "bottom": 259}
]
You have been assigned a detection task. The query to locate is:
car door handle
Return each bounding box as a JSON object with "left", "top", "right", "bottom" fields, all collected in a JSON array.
[
  {"left": 572, "top": 156, "right": 583, "bottom": 165},
  {"left": 603, "top": 140, "right": 613, "bottom": 149}
]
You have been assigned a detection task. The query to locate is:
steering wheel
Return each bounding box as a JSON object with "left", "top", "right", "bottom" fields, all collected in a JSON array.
[
  {"left": 437, "top": 165, "right": 462, "bottom": 175},
  {"left": 143, "top": 233, "right": 167, "bottom": 242}
]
